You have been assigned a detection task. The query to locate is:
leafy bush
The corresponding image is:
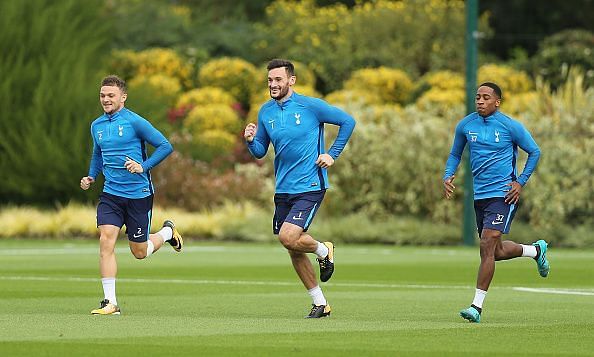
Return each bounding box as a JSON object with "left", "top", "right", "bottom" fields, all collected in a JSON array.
[
  {"left": 152, "top": 152, "right": 273, "bottom": 211},
  {"left": 344, "top": 67, "right": 414, "bottom": 105},
  {"left": 198, "top": 57, "right": 259, "bottom": 106},
  {"left": 520, "top": 71, "right": 594, "bottom": 231},
  {"left": 326, "top": 103, "right": 465, "bottom": 224}
]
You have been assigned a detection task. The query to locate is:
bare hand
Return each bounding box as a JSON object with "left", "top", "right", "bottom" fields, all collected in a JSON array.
[
  {"left": 124, "top": 157, "right": 144, "bottom": 174},
  {"left": 315, "top": 154, "right": 335, "bottom": 168},
  {"left": 80, "top": 176, "right": 95, "bottom": 190},
  {"left": 505, "top": 181, "right": 522, "bottom": 204},
  {"left": 244, "top": 123, "right": 256, "bottom": 142},
  {"left": 444, "top": 175, "right": 456, "bottom": 199}
]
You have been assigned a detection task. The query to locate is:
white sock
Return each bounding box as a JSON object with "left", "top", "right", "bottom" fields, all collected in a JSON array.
[
  {"left": 314, "top": 242, "right": 329, "bottom": 259},
  {"left": 471, "top": 288, "right": 487, "bottom": 309},
  {"left": 101, "top": 277, "right": 117, "bottom": 305},
  {"left": 521, "top": 244, "right": 537, "bottom": 258},
  {"left": 157, "top": 226, "right": 173, "bottom": 242},
  {"left": 146, "top": 239, "right": 154, "bottom": 257},
  {"left": 307, "top": 285, "right": 327, "bottom": 306}
]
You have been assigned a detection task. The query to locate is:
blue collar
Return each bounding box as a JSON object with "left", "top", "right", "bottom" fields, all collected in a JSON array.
[{"left": 105, "top": 107, "right": 125, "bottom": 121}]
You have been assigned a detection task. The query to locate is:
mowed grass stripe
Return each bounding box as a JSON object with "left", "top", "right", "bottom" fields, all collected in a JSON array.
[{"left": 2, "top": 276, "right": 594, "bottom": 295}]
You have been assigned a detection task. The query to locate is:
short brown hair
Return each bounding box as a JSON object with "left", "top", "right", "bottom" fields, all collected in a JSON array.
[
  {"left": 101, "top": 75, "right": 127, "bottom": 93},
  {"left": 267, "top": 59, "right": 295, "bottom": 77}
]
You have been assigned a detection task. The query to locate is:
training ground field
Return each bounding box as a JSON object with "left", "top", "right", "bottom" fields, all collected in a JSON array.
[{"left": 1, "top": 240, "right": 593, "bottom": 356}]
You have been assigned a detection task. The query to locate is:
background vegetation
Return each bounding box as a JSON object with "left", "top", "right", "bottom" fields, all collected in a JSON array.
[{"left": 1, "top": 0, "right": 592, "bottom": 246}]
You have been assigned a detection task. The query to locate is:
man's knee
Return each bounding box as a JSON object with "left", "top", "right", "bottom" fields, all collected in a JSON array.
[
  {"left": 129, "top": 246, "right": 147, "bottom": 259},
  {"left": 479, "top": 231, "right": 501, "bottom": 257},
  {"left": 278, "top": 231, "right": 299, "bottom": 250}
]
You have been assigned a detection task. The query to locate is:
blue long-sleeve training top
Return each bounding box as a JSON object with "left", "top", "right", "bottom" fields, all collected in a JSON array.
[
  {"left": 88, "top": 107, "right": 173, "bottom": 199},
  {"left": 443, "top": 110, "right": 540, "bottom": 200},
  {"left": 247, "top": 92, "right": 356, "bottom": 194}
]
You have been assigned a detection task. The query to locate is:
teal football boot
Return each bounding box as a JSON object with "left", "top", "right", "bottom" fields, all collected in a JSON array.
[
  {"left": 533, "top": 240, "right": 550, "bottom": 277},
  {"left": 460, "top": 306, "right": 481, "bottom": 323}
]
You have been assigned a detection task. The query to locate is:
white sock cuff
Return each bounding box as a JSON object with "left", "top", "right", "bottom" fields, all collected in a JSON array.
[
  {"left": 101, "top": 277, "right": 117, "bottom": 305},
  {"left": 307, "top": 285, "right": 327, "bottom": 306},
  {"left": 314, "top": 242, "right": 329, "bottom": 259},
  {"left": 146, "top": 240, "right": 154, "bottom": 257},
  {"left": 521, "top": 244, "right": 537, "bottom": 258},
  {"left": 472, "top": 288, "right": 487, "bottom": 308},
  {"left": 158, "top": 227, "right": 173, "bottom": 242}
]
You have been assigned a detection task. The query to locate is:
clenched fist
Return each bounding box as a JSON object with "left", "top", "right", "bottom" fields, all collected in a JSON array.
[
  {"left": 244, "top": 123, "right": 257, "bottom": 142},
  {"left": 80, "top": 176, "right": 95, "bottom": 190}
]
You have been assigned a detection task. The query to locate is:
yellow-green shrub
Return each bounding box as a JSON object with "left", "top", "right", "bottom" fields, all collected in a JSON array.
[
  {"left": 292, "top": 61, "right": 316, "bottom": 88},
  {"left": 501, "top": 91, "right": 539, "bottom": 116},
  {"left": 478, "top": 64, "right": 534, "bottom": 95},
  {"left": 416, "top": 88, "right": 465, "bottom": 113},
  {"left": 423, "top": 70, "right": 465, "bottom": 90},
  {"left": 107, "top": 49, "right": 138, "bottom": 80},
  {"left": 184, "top": 104, "right": 240, "bottom": 133},
  {"left": 0, "top": 203, "right": 96, "bottom": 238},
  {"left": 176, "top": 87, "right": 236, "bottom": 108},
  {"left": 344, "top": 67, "right": 413, "bottom": 104},
  {"left": 198, "top": 57, "right": 259, "bottom": 106},
  {"left": 109, "top": 48, "right": 194, "bottom": 89},
  {"left": 129, "top": 74, "right": 182, "bottom": 100},
  {"left": 325, "top": 89, "right": 383, "bottom": 107}
]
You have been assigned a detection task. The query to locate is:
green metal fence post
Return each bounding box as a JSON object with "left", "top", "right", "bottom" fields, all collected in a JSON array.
[{"left": 463, "top": 0, "right": 478, "bottom": 246}]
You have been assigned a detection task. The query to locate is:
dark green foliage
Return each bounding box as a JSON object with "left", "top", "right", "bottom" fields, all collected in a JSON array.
[
  {"left": 0, "top": 0, "right": 109, "bottom": 204},
  {"left": 529, "top": 29, "right": 594, "bottom": 89},
  {"left": 480, "top": 0, "right": 594, "bottom": 59},
  {"left": 109, "top": 1, "right": 194, "bottom": 51}
]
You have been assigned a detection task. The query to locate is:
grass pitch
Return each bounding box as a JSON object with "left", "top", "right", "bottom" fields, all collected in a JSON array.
[{"left": 1, "top": 239, "right": 593, "bottom": 356}]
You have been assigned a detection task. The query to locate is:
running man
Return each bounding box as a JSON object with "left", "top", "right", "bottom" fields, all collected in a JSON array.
[
  {"left": 443, "top": 82, "right": 549, "bottom": 323},
  {"left": 80, "top": 75, "right": 183, "bottom": 315},
  {"left": 244, "top": 59, "right": 356, "bottom": 318}
]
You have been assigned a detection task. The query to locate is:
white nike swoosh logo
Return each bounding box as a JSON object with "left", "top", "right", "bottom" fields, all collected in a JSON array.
[
  {"left": 133, "top": 233, "right": 144, "bottom": 238},
  {"left": 491, "top": 221, "right": 504, "bottom": 225}
]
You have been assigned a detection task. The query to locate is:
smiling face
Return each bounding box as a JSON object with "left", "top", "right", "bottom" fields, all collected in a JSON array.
[
  {"left": 268, "top": 67, "right": 296, "bottom": 101},
  {"left": 475, "top": 85, "right": 500, "bottom": 117},
  {"left": 100, "top": 85, "right": 127, "bottom": 114}
]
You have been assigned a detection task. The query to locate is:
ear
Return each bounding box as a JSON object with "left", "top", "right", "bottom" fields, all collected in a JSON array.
[
  {"left": 121, "top": 93, "right": 128, "bottom": 103},
  {"left": 289, "top": 75, "right": 296, "bottom": 86},
  {"left": 495, "top": 98, "right": 501, "bottom": 108}
]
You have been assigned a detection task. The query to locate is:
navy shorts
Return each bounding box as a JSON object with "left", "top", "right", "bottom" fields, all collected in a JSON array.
[
  {"left": 474, "top": 197, "right": 518, "bottom": 235},
  {"left": 97, "top": 192, "right": 153, "bottom": 242},
  {"left": 272, "top": 190, "right": 326, "bottom": 234}
]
